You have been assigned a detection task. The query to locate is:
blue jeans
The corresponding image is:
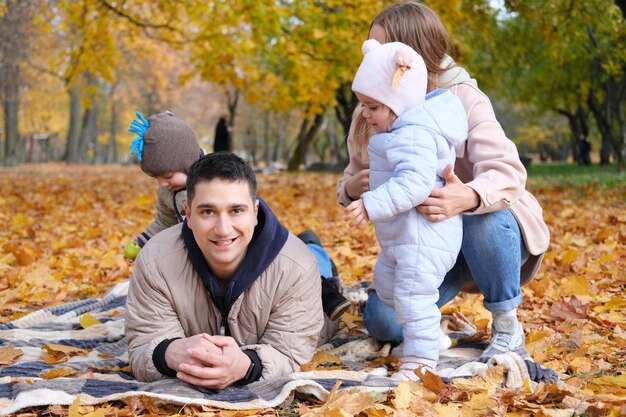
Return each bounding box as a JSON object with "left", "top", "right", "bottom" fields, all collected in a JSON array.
[
  {"left": 363, "top": 210, "right": 530, "bottom": 343},
  {"left": 308, "top": 243, "right": 334, "bottom": 278}
]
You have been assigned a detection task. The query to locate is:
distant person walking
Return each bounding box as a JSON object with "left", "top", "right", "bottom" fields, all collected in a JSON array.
[
  {"left": 578, "top": 137, "right": 591, "bottom": 166},
  {"left": 213, "top": 115, "right": 232, "bottom": 153}
]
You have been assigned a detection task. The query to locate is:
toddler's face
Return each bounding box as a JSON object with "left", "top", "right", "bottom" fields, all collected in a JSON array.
[
  {"left": 156, "top": 171, "right": 187, "bottom": 191},
  {"left": 355, "top": 92, "right": 397, "bottom": 133}
]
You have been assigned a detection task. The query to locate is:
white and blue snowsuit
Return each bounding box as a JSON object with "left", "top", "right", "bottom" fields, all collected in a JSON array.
[{"left": 362, "top": 89, "right": 468, "bottom": 361}]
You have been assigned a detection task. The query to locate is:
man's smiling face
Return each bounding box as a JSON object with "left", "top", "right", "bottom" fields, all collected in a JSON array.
[{"left": 184, "top": 178, "right": 259, "bottom": 280}]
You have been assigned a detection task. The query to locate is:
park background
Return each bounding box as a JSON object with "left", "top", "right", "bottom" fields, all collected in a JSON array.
[
  {"left": 1, "top": 0, "right": 625, "bottom": 416},
  {"left": 1, "top": 0, "right": 625, "bottom": 170}
]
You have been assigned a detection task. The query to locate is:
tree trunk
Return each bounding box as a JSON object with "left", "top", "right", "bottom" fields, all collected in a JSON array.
[
  {"left": 587, "top": 74, "right": 625, "bottom": 171},
  {"left": 64, "top": 84, "right": 82, "bottom": 163},
  {"left": 78, "top": 73, "right": 99, "bottom": 163},
  {"left": 79, "top": 105, "right": 98, "bottom": 163},
  {"left": 106, "top": 96, "right": 118, "bottom": 164},
  {"left": 225, "top": 86, "right": 239, "bottom": 130},
  {"left": 0, "top": 0, "right": 35, "bottom": 166},
  {"left": 287, "top": 110, "right": 325, "bottom": 171},
  {"left": 586, "top": 26, "right": 625, "bottom": 171},
  {"left": 2, "top": 61, "right": 20, "bottom": 166},
  {"left": 273, "top": 113, "right": 289, "bottom": 163},
  {"left": 556, "top": 108, "right": 582, "bottom": 163},
  {"left": 262, "top": 109, "right": 271, "bottom": 166},
  {"left": 615, "top": 0, "right": 625, "bottom": 17}
]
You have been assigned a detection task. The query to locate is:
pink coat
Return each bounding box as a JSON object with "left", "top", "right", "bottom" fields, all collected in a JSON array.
[{"left": 337, "top": 79, "right": 550, "bottom": 288}]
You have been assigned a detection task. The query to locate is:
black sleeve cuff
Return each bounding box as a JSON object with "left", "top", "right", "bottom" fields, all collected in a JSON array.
[
  {"left": 152, "top": 337, "right": 181, "bottom": 377},
  {"left": 238, "top": 350, "right": 262, "bottom": 385},
  {"left": 137, "top": 233, "right": 151, "bottom": 247}
]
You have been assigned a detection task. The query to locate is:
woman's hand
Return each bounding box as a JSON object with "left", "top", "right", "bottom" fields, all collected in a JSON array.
[
  {"left": 345, "top": 169, "right": 370, "bottom": 201},
  {"left": 418, "top": 164, "right": 479, "bottom": 222}
]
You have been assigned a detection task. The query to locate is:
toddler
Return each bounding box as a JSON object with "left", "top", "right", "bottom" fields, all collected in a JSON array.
[{"left": 344, "top": 39, "right": 468, "bottom": 380}]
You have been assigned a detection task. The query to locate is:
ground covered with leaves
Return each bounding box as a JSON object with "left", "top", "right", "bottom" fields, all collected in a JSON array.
[{"left": 1, "top": 164, "right": 624, "bottom": 416}]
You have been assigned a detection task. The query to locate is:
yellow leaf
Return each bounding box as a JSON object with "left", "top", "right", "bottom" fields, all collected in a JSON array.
[
  {"left": 329, "top": 390, "right": 376, "bottom": 415},
  {"left": 392, "top": 381, "right": 412, "bottom": 409},
  {"left": 311, "top": 351, "right": 342, "bottom": 365},
  {"left": 560, "top": 249, "right": 578, "bottom": 266},
  {"left": 342, "top": 314, "right": 362, "bottom": 331},
  {"left": 594, "top": 298, "right": 626, "bottom": 313},
  {"left": 526, "top": 329, "right": 551, "bottom": 344},
  {"left": 0, "top": 345, "right": 23, "bottom": 365},
  {"left": 569, "top": 356, "right": 593, "bottom": 373},
  {"left": 433, "top": 403, "right": 462, "bottom": 417},
  {"left": 79, "top": 312, "right": 101, "bottom": 329},
  {"left": 363, "top": 404, "right": 395, "bottom": 417},
  {"left": 84, "top": 409, "right": 107, "bottom": 417},
  {"left": 468, "top": 392, "right": 497, "bottom": 410},
  {"left": 598, "top": 252, "right": 616, "bottom": 263},
  {"left": 590, "top": 374, "right": 626, "bottom": 388},
  {"left": 570, "top": 238, "right": 587, "bottom": 247},
  {"left": 241, "top": 39, "right": 256, "bottom": 52},
  {"left": 135, "top": 195, "right": 153, "bottom": 206},
  {"left": 53, "top": 240, "right": 68, "bottom": 250},
  {"left": 523, "top": 377, "right": 533, "bottom": 392},
  {"left": 42, "top": 344, "right": 90, "bottom": 364},
  {"left": 11, "top": 213, "right": 30, "bottom": 227},
  {"left": 84, "top": 228, "right": 101, "bottom": 239},
  {"left": 482, "top": 365, "right": 505, "bottom": 386},
  {"left": 312, "top": 28, "right": 326, "bottom": 40},
  {"left": 418, "top": 367, "right": 446, "bottom": 393},
  {"left": 40, "top": 366, "right": 79, "bottom": 379},
  {"left": 68, "top": 396, "right": 81, "bottom": 417},
  {"left": 325, "top": 408, "right": 351, "bottom": 417},
  {"left": 562, "top": 275, "right": 592, "bottom": 296},
  {"left": 98, "top": 250, "right": 119, "bottom": 269},
  {"left": 453, "top": 375, "right": 493, "bottom": 392}
]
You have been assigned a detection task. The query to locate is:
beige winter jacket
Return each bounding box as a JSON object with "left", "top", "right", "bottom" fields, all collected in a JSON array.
[
  {"left": 337, "top": 77, "right": 550, "bottom": 287},
  {"left": 125, "top": 224, "right": 327, "bottom": 382}
]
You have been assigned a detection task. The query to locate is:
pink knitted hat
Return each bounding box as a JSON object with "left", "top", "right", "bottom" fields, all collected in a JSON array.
[{"left": 352, "top": 40, "right": 427, "bottom": 116}]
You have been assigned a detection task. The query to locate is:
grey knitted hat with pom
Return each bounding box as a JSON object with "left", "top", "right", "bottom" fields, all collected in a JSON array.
[{"left": 140, "top": 112, "right": 200, "bottom": 176}]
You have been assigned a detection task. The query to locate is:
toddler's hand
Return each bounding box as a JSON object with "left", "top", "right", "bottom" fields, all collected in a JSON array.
[{"left": 344, "top": 199, "right": 369, "bottom": 228}]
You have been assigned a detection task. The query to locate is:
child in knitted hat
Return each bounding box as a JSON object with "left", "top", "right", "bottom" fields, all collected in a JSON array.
[
  {"left": 344, "top": 39, "right": 468, "bottom": 381},
  {"left": 124, "top": 111, "right": 204, "bottom": 259}
]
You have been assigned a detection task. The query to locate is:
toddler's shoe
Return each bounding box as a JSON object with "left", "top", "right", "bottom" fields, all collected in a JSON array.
[{"left": 391, "top": 356, "right": 436, "bottom": 382}]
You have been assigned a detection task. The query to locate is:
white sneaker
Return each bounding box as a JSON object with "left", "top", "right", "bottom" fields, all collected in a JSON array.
[
  {"left": 392, "top": 368, "right": 421, "bottom": 381},
  {"left": 479, "top": 315, "right": 529, "bottom": 362},
  {"left": 392, "top": 356, "right": 437, "bottom": 381}
]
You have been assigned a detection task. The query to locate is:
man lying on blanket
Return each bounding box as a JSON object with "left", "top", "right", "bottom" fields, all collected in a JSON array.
[{"left": 126, "top": 152, "right": 336, "bottom": 389}]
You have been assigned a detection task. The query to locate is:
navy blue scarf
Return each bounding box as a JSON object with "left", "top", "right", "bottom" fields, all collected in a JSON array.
[{"left": 181, "top": 197, "right": 288, "bottom": 334}]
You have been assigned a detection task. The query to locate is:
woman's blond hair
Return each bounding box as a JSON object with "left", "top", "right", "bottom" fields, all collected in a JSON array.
[
  {"left": 352, "top": 109, "right": 371, "bottom": 159},
  {"left": 370, "top": 1, "right": 452, "bottom": 91}
]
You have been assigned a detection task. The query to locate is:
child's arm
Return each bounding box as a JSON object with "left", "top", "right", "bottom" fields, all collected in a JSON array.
[
  {"left": 137, "top": 186, "right": 180, "bottom": 246},
  {"left": 363, "top": 128, "right": 438, "bottom": 222},
  {"left": 344, "top": 198, "right": 369, "bottom": 228}
]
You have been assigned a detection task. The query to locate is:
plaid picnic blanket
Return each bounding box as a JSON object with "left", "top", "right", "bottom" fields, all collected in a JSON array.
[{"left": 0, "top": 280, "right": 553, "bottom": 415}]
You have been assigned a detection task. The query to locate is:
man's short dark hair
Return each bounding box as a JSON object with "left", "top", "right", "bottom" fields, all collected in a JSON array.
[{"left": 186, "top": 152, "right": 257, "bottom": 203}]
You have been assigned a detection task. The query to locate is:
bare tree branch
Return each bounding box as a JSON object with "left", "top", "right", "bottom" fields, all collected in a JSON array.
[{"left": 97, "top": 0, "right": 193, "bottom": 44}]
